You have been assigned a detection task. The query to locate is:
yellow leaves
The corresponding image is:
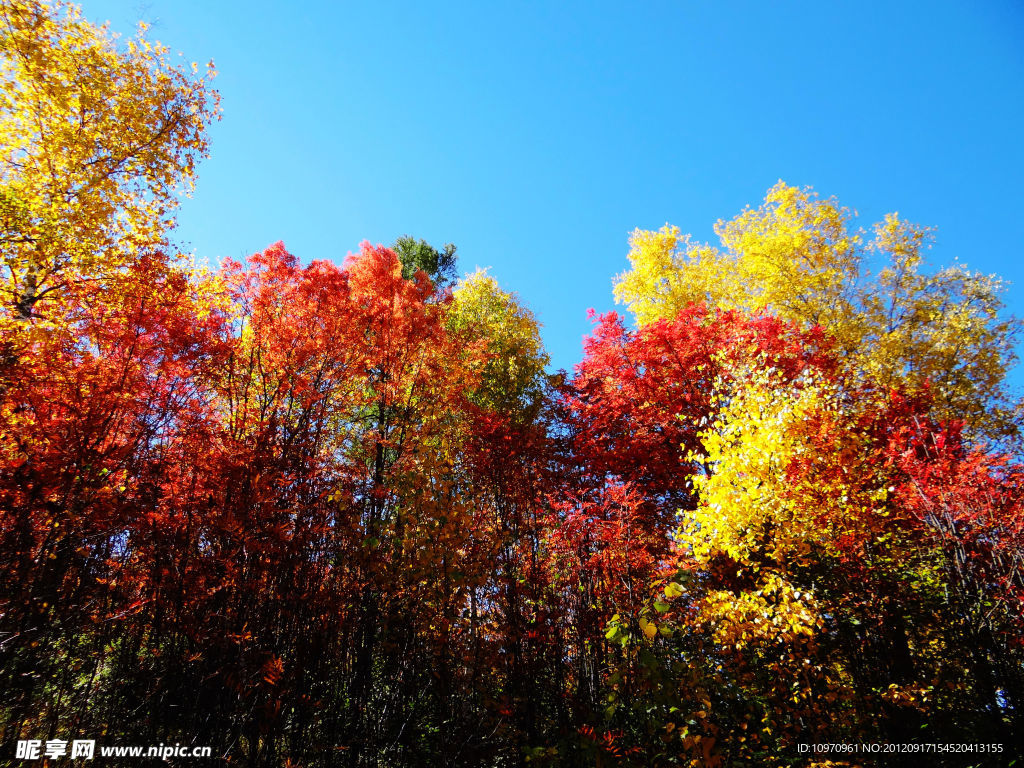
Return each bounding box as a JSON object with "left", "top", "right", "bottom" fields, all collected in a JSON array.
[
  {"left": 698, "top": 572, "right": 822, "bottom": 648},
  {"left": 860, "top": 218, "right": 1020, "bottom": 439},
  {"left": 447, "top": 269, "right": 549, "bottom": 416},
  {"left": 716, "top": 182, "right": 859, "bottom": 300},
  {"left": 615, "top": 183, "right": 861, "bottom": 338},
  {"left": 681, "top": 367, "right": 834, "bottom": 567},
  {"left": 1, "top": 0, "right": 220, "bottom": 320},
  {"left": 880, "top": 683, "right": 931, "bottom": 712},
  {"left": 613, "top": 224, "right": 725, "bottom": 326},
  {"left": 614, "top": 182, "right": 1021, "bottom": 443},
  {"left": 605, "top": 610, "right": 668, "bottom": 646}
]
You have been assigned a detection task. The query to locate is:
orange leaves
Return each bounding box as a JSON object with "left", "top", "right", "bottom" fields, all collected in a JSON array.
[
  {"left": 3, "top": 145, "right": 1022, "bottom": 762},
  {"left": 261, "top": 654, "right": 284, "bottom": 687}
]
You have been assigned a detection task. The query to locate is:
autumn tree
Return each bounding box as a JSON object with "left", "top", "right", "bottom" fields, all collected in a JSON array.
[
  {"left": 4, "top": 2, "right": 1022, "bottom": 760},
  {"left": 613, "top": 183, "right": 1022, "bottom": 443},
  {"left": 447, "top": 268, "right": 550, "bottom": 417},
  {"left": 554, "top": 307, "right": 840, "bottom": 765},
  {"left": 557, "top": 302, "right": 1023, "bottom": 764},
  {"left": 0, "top": 0, "right": 218, "bottom": 323},
  {"left": 0, "top": 0, "right": 226, "bottom": 752},
  {"left": 0, "top": 251, "right": 229, "bottom": 745},
  {"left": 602, "top": 186, "right": 1024, "bottom": 763}
]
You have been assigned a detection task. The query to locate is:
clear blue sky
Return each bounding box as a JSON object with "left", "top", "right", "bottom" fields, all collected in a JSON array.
[{"left": 81, "top": 0, "right": 1024, "bottom": 390}]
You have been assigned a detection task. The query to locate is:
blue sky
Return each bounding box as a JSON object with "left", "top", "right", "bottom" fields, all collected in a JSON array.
[{"left": 81, "top": 0, "right": 1024, "bottom": 387}]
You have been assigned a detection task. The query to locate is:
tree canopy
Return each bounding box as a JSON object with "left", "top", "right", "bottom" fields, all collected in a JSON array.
[
  {"left": 1, "top": 4, "right": 1022, "bottom": 766},
  {"left": 614, "top": 182, "right": 1022, "bottom": 443}
]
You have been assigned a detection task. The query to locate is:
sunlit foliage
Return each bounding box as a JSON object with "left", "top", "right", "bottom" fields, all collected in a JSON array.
[
  {"left": 614, "top": 182, "right": 1021, "bottom": 442},
  {"left": 0, "top": 0, "right": 219, "bottom": 325},
  {"left": 1, "top": 4, "right": 1022, "bottom": 766}
]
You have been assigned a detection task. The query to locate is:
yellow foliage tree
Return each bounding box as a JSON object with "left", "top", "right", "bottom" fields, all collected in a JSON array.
[
  {"left": 0, "top": 0, "right": 219, "bottom": 322},
  {"left": 680, "top": 363, "right": 918, "bottom": 569},
  {"left": 614, "top": 182, "right": 1020, "bottom": 442},
  {"left": 446, "top": 269, "right": 550, "bottom": 419},
  {"left": 684, "top": 367, "right": 839, "bottom": 569}
]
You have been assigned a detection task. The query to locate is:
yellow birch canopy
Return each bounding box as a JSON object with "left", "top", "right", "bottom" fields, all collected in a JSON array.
[
  {"left": 0, "top": 0, "right": 219, "bottom": 322},
  {"left": 614, "top": 182, "right": 1021, "bottom": 442}
]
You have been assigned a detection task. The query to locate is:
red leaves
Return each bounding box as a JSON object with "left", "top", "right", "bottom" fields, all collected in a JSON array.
[
  {"left": 1, "top": 251, "right": 228, "bottom": 632},
  {"left": 547, "top": 482, "right": 668, "bottom": 607},
  {"left": 894, "top": 430, "right": 1024, "bottom": 635},
  {"left": 6, "top": 240, "right": 1022, "bottom": 762},
  {"left": 566, "top": 305, "right": 833, "bottom": 506}
]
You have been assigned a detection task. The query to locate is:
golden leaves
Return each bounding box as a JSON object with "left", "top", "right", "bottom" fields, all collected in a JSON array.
[
  {"left": 613, "top": 182, "right": 1021, "bottom": 443},
  {"left": 697, "top": 572, "right": 823, "bottom": 648},
  {"left": 447, "top": 268, "right": 550, "bottom": 417},
  {"left": 682, "top": 367, "right": 836, "bottom": 567},
  {"left": 1, "top": 0, "right": 220, "bottom": 320}
]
